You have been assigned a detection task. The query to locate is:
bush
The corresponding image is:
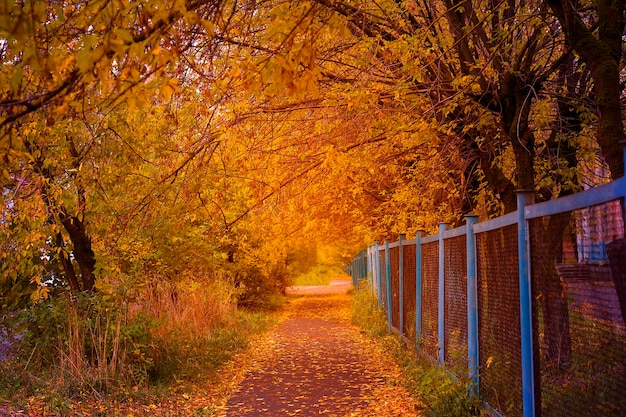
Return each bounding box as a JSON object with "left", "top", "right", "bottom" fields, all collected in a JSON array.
[
  {"left": 397, "top": 349, "right": 482, "bottom": 417},
  {"left": 139, "top": 276, "right": 237, "bottom": 381},
  {"left": 2, "top": 290, "right": 157, "bottom": 397},
  {"left": 2, "top": 274, "right": 240, "bottom": 396},
  {"left": 1, "top": 293, "right": 153, "bottom": 397},
  {"left": 0, "top": 270, "right": 281, "bottom": 413},
  {"left": 225, "top": 261, "right": 286, "bottom": 309}
]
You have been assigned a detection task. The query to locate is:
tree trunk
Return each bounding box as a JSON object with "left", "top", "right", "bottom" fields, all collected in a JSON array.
[
  {"left": 56, "top": 232, "right": 81, "bottom": 292},
  {"left": 497, "top": 71, "right": 574, "bottom": 368},
  {"left": 531, "top": 212, "right": 573, "bottom": 366},
  {"left": 499, "top": 72, "right": 536, "bottom": 191},
  {"left": 24, "top": 137, "right": 97, "bottom": 294},
  {"left": 546, "top": 0, "right": 626, "bottom": 179},
  {"left": 606, "top": 238, "right": 626, "bottom": 326},
  {"left": 547, "top": 0, "right": 626, "bottom": 345},
  {"left": 59, "top": 212, "right": 97, "bottom": 293},
  {"left": 460, "top": 134, "right": 517, "bottom": 214}
]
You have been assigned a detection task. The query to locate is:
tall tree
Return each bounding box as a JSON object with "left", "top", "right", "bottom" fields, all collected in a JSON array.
[
  {"left": 0, "top": 0, "right": 238, "bottom": 296},
  {"left": 547, "top": 0, "right": 626, "bottom": 179}
]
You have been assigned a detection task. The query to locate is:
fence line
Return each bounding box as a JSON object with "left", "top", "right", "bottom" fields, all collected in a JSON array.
[{"left": 349, "top": 155, "right": 626, "bottom": 417}]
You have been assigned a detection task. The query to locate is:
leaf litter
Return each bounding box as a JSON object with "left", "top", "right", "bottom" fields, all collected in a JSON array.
[
  {"left": 223, "top": 290, "right": 422, "bottom": 416},
  {"left": 0, "top": 288, "right": 421, "bottom": 416}
]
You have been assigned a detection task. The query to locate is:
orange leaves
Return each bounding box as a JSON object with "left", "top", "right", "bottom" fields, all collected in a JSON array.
[
  {"left": 225, "top": 291, "right": 422, "bottom": 416},
  {"left": 0, "top": 281, "right": 424, "bottom": 417},
  {"left": 160, "top": 77, "right": 180, "bottom": 103}
]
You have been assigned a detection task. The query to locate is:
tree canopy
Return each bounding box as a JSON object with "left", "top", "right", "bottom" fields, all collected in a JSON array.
[{"left": 1, "top": 0, "right": 625, "bottom": 307}]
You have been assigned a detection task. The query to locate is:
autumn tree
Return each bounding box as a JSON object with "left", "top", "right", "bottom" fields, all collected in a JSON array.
[
  {"left": 2, "top": 0, "right": 624, "bottom": 373},
  {"left": 298, "top": 0, "right": 626, "bottom": 367},
  {"left": 0, "top": 0, "right": 231, "bottom": 297}
]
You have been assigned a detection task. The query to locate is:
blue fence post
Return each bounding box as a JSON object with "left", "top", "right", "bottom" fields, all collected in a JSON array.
[
  {"left": 517, "top": 190, "right": 536, "bottom": 417},
  {"left": 372, "top": 245, "right": 376, "bottom": 287},
  {"left": 622, "top": 140, "right": 626, "bottom": 220},
  {"left": 361, "top": 249, "right": 367, "bottom": 280},
  {"left": 351, "top": 259, "right": 354, "bottom": 284},
  {"left": 385, "top": 239, "right": 392, "bottom": 334},
  {"left": 438, "top": 223, "right": 448, "bottom": 364},
  {"left": 360, "top": 251, "right": 364, "bottom": 279},
  {"left": 349, "top": 260, "right": 353, "bottom": 284},
  {"left": 399, "top": 234, "right": 405, "bottom": 336},
  {"left": 366, "top": 246, "right": 374, "bottom": 290},
  {"left": 465, "top": 214, "right": 480, "bottom": 396},
  {"left": 415, "top": 230, "right": 424, "bottom": 348},
  {"left": 367, "top": 246, "right": 370, "bottom": 285},
  {"left": 375, "top": 242, "right": 382, "bottom": 307}
]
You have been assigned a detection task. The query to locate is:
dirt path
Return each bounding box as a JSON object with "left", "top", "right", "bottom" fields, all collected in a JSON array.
[
  {"left": 224, "top": 281, "right": 421, "bottom": 416},
  {"left": 0, "top": 282, "right": 420, "bottom": 416}
]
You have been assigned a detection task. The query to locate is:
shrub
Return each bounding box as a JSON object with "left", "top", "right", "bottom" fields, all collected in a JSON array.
[
  {"left": 0, "top": 270, "right": 280, "bottom": 411},
  {"left": 224, "top": 261, "right": 285, "bottom": 309},
  {"left": 3, "top": 290, "right": 156, "bottom": 397},
  {"left": 138, "top": 276, "right": 238, "bottom": 381}
]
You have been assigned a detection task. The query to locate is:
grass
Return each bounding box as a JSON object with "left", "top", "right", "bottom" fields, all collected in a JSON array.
[
  {"left": 0, "top": 276, "right": 282, "bottom": 415},
  {"left": 351, "top": 284, "right": 483, "bottom": 417},
  {"left": 291, "top": 263, "right": 347, "bottom": 286},
  {"left": 539, "top": 308, "right": 626, "bottom": 416},
  {"left": 351, "top": 282, "right": 389, "bottom": 338}
]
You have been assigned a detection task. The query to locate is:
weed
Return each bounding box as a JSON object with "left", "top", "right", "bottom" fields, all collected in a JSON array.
[
  {"left": 350, "top": 282, "right": 388, "bottom": 337},
  {"left": 1, "top": 273, "right": 280, "bottom": 412}
]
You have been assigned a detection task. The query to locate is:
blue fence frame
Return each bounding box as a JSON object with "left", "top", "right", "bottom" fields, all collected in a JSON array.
[{"left": 349, "top": 154, "right": 626, "bottom": 417}]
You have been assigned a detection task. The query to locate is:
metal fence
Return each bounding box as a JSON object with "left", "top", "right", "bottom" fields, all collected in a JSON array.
[{"left": 349, "top": 166, "right": 626, "bottom": 417}]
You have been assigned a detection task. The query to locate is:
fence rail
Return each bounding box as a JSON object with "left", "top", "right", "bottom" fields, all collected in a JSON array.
[{"left": 349, "top": 160, "right": 626, "bottom": 417}]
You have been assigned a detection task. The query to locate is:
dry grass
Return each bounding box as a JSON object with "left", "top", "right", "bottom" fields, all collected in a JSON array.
[
  {"left": 53, "top": 298, "right": 130, "bottom": 395},
  {"left": 142, "top": 278, "right": 237, "bottom": 341},
  {"left": 29, "top": 275, "right": 241, "bottom": 396},
  {"left": 1, "top": 274, "right": 279, "bottom": 415}
]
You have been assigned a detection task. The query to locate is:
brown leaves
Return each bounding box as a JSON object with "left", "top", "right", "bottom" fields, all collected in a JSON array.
[
  {"left": 0, "top": 288, "right": 422, "bottom": 416},
  {"left": 224, "top": 291, "right": 422, "bottom": 416}
]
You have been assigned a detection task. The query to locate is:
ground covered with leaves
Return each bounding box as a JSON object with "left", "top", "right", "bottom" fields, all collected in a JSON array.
[
  {"left": 1, "top": 283, "right": 421, "bottom": 416},
  {"left": 224, "top": 283, "right": 422, "bottom": 416}
]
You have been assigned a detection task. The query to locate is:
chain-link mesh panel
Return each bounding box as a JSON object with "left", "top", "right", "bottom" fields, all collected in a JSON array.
[
  {"left": 444, "top": 234, "right": 468, "bottom": 375},
  {"left": 421, "top": 241, "right": 439, "bottom": 360},
  {"left": 379, "top": 248, "right": 388, "bottom": 311},
  {"left": 390, "top": 246, "right": 400, "bottom": 331},
  {"left": 403, "top": 243, "right": 417, "bottom": 340},
  {"left": 530, "top": 199, "right": 626, "bottom": 417},
  {"left": 476, "top": 224, "right": 522, "bottom": 417}
]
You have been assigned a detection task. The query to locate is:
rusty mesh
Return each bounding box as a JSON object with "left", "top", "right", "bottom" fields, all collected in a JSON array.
[
  {"left": 421, "top": 240, "right": 439, "bottom": 360},
  {"left": 390, "top": 246, "right": 400, "bottom": 331},
  {"left": 403, "top": 243, "right": 417, "bottom": 340},
  {"left": 443, "top": 234, "right": 468, "bottom": 375},
  {"left": 476, "top": 224, "right": 522, "bottom": 417},
  {"left": 529, "top": 199, "right": 626, "bottom": 417}
]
